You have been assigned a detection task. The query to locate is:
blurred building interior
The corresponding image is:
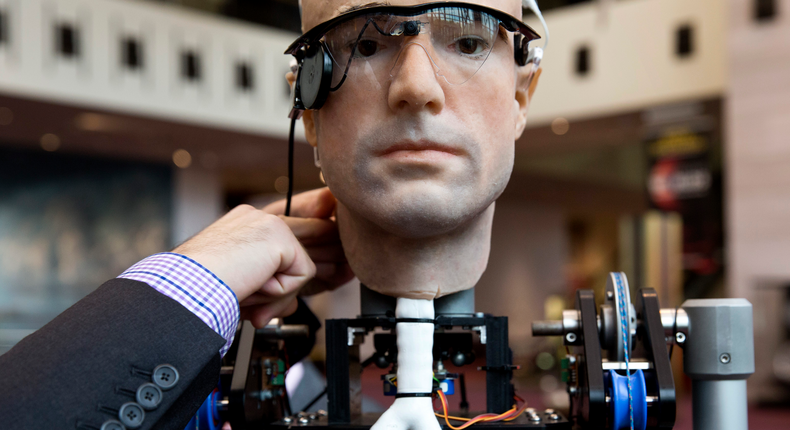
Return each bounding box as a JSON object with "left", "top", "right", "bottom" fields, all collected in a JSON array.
[{"left": 1, "top": 0, "right": 790, "bottom": 427}]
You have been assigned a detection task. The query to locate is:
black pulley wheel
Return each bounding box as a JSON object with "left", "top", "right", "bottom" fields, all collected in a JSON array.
[{"left": 299, "top": 44, "right": 333, "bottom": 110}]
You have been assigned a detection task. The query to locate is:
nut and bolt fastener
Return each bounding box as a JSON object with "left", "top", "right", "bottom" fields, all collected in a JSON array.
[
  {"left": 607, "top": 291, "right": 614, "bottom": 300},
  {"left": 283, "top": 417, "right": 294, "bottom": 424},
  {"left": 720, "top": 353, "right": 731, "bottom": 364},
  {"left": 549, "top": 413, "right": 560, "bottom": 421},
  {"left": 675, "top": 332, "right": 686, "bottom": 344},
  {"left": 298, "top": 417, "right": 310, "bottom": 425},
  {"left": 526, "top": 408, "right": 536, "bottom": 414},
  {"left": 308, "top": 414, "right": 317, "bottom": 420},
  {"left": 544, "top": 409, "right": 555, "bottom": 415},
  {"left": 566, "top": 332, "right": 577, "bottom": 343},
  {"left": 297, "top": 412, "right": 308, "bottom": 418},
  {"left": 529, "top": 414, "right": 542, "bottom": 422},
  {"left": 317, "top": 410, "right": 328, "bottom": 417}
]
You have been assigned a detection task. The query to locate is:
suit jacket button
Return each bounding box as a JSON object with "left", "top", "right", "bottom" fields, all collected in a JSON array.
[
  {"left": 118, "top": 402, "right": 145, "bottom": 429},
  {"left": 136, "top": 382, "right": 163, "bottom": 410},
  {"left": 100, "top": 420, "right": 126, "bottom": 430},
  {"left": 152, "top": 364, "right": 179, "bottom": 390}
]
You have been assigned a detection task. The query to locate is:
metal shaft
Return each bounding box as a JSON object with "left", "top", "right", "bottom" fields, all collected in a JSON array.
[
  {"left": 531, "top": 320, "right": 564, "bottom": 336},
  {"left": 691, "top": 380, "right": 748, "bottom": 430}
]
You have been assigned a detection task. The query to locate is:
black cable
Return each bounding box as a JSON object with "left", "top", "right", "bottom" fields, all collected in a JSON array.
[
  {"left": 302, "top": 387, "right": 328, "bottom": 412},
  {"left": 459, "top": 373, "right": 469, "bottom": 413},
  {"left": 286, "top": 114, "right": 296, "bottom": 217}
]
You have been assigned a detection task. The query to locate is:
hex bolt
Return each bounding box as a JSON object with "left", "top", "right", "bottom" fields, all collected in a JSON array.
[
  {"left": 720, "top": 353, "right": 731, "bottom": 364},
  {"left": 566, "top": 332, "right": 577, "bottom": 343},
  {"left": 544, "top": 409, "right": 555, "bottom": 415},
  {"left": 298, "top": 417, "right": 310, "bottom": 426},
  {"left": 529, "top": 414, "right": 542, "bottom": 422},
  {"left": 549, "top": 413, "right": 560, "bottom": 421},
  {"left": 283, "top": 417, "right": 294, "bottom": 424},
  {"left": 675, "top": 332, "right": 686, "bottom": 344},
  {"left": 317, "top": 410, "right": 328, "bottom": 417}
]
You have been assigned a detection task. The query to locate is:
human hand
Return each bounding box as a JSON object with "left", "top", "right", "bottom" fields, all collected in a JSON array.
[
  {"left": 263, "top": 187, "right": 355, "bottom": 296},
  {"left": 173, "top": 205, "right": 316, "bottom": 328}
]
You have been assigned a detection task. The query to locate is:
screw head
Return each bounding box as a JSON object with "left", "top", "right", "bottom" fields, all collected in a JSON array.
[
  {"left": 675, "top": 332, "right": 686, "bottom": 344},
  {"left": 529, "top": 414, "right": 542, "bottom": 422},
  {"left": 549, "top": 413, "right": 560, "bottom": 421},
  {"left": 283, "top": 417, "right": 294, "bottom": 424},
  {"left": 607, "top": 291, "right": 614, "bottom": 300},
  {"left": 720, "top": 353, "right": 731, "bottom": 364},
  {"left": 566, "top": 332, "right": 577, "bottom": 343},
  {"left": 298, "top": 417, "right": 310, "bottom": 425},
  {"left": 308, "top": 414, "right": 317, "bottom": 420},
  {"left": 544, "top": 409, "right": 555, "bottom": 415}
]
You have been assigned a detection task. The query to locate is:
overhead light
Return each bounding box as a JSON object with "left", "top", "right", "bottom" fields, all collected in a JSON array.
[
  {"left": 40, "top": 134, "right": 61, "bottom": 151},
  {"left": 274, "top": 176, "right": 289, "bottom": 194},
  {"left": 172, "top": 149, "right": 192, "bottom": 168},
  {"left": 75, "top": 112, "right": 118, "bottom": 132},
  {"left": 551, "top": 117, "right": 570, "bottom": 135}
]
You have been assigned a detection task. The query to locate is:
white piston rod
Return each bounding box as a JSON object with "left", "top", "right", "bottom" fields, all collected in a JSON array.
[{"left": 370, "top": 298, "right": 441, "bottom": 430}]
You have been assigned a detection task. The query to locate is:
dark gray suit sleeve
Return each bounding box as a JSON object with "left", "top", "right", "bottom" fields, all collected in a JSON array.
[{"left": 0, "top": 278, "right": 227, "bottom": 430}]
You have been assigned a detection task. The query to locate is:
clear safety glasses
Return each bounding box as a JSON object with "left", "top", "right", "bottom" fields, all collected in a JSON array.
[{"left": 285, "top": 2, "right": 541, "bottom": 90}]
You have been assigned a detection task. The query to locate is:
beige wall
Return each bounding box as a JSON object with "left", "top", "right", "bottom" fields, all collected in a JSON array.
[
  {"left": 726, "top": 0, "right": 790, "bottom": 300},
  {"left": 525, "top": 0, "right": 727, "bottom": 126},
  {"left": 726, "top": 0, "right": 790, "bottom": 400}
]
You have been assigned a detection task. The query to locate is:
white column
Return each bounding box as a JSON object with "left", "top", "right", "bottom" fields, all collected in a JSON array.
[{"left": 171, "top": 165, "right": 223, "bottom": 247}]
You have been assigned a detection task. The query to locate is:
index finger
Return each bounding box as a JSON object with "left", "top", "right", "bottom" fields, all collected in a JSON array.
[{"left": 264, "top": 187, "right": 336, "bottom": 218}]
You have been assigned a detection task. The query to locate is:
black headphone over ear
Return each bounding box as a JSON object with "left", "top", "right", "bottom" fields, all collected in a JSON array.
[
  {"left": 295, "top": 42, "right": 334, "bottom": 110},
  {"left": 513, "top": 34, "right": 529, "bottom": 66}
]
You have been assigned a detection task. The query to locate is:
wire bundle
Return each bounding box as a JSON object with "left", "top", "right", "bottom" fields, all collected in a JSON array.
[{"left": 433, "top": 391, "right": 529, "bottom": 430}]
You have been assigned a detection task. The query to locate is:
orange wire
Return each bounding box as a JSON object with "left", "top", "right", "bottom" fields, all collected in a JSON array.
[{"left": 433, "top": 390, "right": 524, "bottom": 430}]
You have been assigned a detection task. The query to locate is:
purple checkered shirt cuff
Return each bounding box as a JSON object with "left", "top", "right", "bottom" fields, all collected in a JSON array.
[{"left": 118, "top": 252, "right": 240, "bottom": 357}]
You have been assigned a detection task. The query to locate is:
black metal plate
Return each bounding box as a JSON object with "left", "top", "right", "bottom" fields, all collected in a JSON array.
[{"left": 270, "top": 413, "right": 572, "bottom": 430}]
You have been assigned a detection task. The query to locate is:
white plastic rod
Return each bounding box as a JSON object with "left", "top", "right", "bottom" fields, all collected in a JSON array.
[{"left": 370, "top": 298, "right": 441, "bottom": 430}]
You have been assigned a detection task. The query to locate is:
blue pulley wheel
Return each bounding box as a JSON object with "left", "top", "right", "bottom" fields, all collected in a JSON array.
[
  {"left": 609, "top": 369, "right": 647, "bottom": 430},
  {"left": 197, "top": 389, "right": 223, "bottom": 430}
]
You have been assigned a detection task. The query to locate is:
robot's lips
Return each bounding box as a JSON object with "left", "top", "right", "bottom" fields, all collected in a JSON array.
[{"left": 379, "top": 140, "right": 463, "bottom": 162}]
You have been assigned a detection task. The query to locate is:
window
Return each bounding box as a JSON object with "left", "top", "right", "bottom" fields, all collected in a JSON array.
[
  {"left": 122, "top": 37, "right": 143, "bottom": 70},
  {"left": 181, "top": 50, "right": 201, "bottom": 81},
  {"left": 575, "top": 45, "right": 590, "bottom": 76},
  {"left": 755, "top": 0, "right": 777, "bottom": 21},
  {"left": 236, "top": 62, "right": 254, "bottom": 91},
  {"left": 57, "top": 23, "right": 79, "bottom": 58},
  {"left": 676, "top": 24, "right": 693, "bottom": 58}
]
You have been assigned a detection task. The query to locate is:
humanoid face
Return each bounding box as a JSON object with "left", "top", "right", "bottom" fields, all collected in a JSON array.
[{"left": 301, "top": 0, "right": 533, "bottom": 238}]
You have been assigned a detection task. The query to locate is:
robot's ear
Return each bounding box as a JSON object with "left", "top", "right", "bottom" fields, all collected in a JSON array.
[{"left": 528, "top": 67, "right": 542, "bottom": 101}]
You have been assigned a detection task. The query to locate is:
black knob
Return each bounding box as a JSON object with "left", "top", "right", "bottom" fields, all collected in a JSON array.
[
  {"left": 375, "top": 354, "right": 390, "bottom": 369},
  {"left": 451, "top": 351, "right": 466, "bottom": 367}
]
